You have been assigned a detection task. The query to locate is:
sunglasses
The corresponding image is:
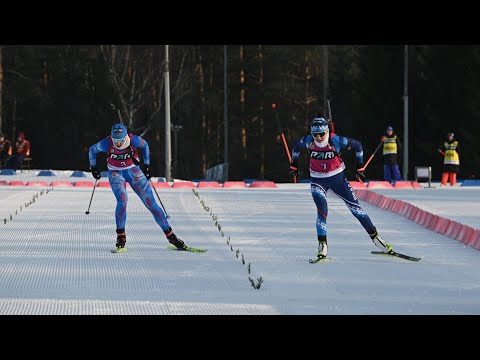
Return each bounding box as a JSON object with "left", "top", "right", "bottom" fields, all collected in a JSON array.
[
  {"left": 312, "top": 132, "right": 327, "bottom": 137},
  {"left": 113, "top": 137, "right": 126, "bottom": 144}
]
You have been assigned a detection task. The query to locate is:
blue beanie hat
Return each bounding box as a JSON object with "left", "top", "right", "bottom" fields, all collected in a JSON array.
[
  {"left": 111, "top": 123, "right": 127, "bottom": 141},
  {"left": 310, "top": 117, "right": 329, "bottom": 133}
]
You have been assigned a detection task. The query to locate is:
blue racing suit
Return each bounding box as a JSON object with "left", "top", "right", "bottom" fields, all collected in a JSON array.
[
  {"left": 89, "top": 134, "right": 170, "bottom": 232},
  {"left": 291, "top": 133, "right": 375, "bottom": 237}
]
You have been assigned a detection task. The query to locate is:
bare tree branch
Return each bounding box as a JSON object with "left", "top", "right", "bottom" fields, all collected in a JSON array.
[
  {"left": 6, "top": 70, "right": 34, "bottom": 81},
  {"left": 139, "top": 121, "right": 155, "bottom": 138},
  {"left": 100, "top": 45, "right": 190, "bottom": 136},
  {"left": 171, "top": 49, "right": 188, "bottom": 94}
]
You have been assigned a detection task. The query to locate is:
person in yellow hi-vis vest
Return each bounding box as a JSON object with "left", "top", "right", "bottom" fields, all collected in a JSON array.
[
  {"left": 438, "top": 132, "right": 460, "bottom": 187},
  {"left": 381, "top": 126, "right": 402, "bottom": 184}
]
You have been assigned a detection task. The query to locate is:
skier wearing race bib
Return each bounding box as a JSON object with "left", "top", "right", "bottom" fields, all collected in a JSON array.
[
  {"left": 289, "top": 117, "right": 394, "bottom": 260},
  {"left": 88, "top": 123, "right": 187, "bottom": 251}
]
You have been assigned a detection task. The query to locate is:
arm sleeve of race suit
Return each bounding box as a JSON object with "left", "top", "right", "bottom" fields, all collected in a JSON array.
[
  {"left": 131, "top": 135, "right": 150, "bottom": 166},
  {"left": 89, "top": 138, "right": 110, "bottom": 167},
  {"left": 335, "top": 135, "right": 364, "bottom": 166},
  {"left": 291, "top": 135, "right": 311, "bottom": 164}
]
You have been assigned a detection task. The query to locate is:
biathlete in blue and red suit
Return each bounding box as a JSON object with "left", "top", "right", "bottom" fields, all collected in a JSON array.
[
  {"left": 289, "top": 117, "right": 394, "bottom": 260},
  {"left": 88, "top": 123, "right": 187, "bottom": 250}
]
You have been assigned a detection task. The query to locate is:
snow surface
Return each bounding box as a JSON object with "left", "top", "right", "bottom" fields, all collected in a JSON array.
[{"left": 1, "top": 174, "right": 480, "bottom": 315}]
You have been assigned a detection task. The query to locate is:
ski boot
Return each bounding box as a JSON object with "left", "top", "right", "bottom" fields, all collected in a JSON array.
[
  {"left": 164, "top": 227, "right": 186, "bottom": 250},
  {"left": 368, "top": 228, "right": 393, "bottom": 254},
  {"left": 116, "top": 229, "right": 126, "bottom": 249},
  {"left": 316, "top": 235, "right": 328, "bottom": 260}
]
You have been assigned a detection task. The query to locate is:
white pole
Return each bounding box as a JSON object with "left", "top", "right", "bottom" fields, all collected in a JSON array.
[
  {"left": 224, "top": 45, "right": 228, "bottom": 180},
  {"left": 164, "top": 45, "right": 172, "bottom": 182},
  {"left": 403, "top": 45, "right": 409, "bottom": 180}
]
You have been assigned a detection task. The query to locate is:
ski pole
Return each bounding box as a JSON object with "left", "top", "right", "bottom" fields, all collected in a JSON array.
[
  {"left": 150, "top": 179, "right": 170, "bottom": 219},
  {"left": 281, "top": 133, "right": 293, "bottom": 164},
  {"left": 357, "top": 139, "right": 384, "bottom": 173},
  {"left": 85, "top": 179, "right": 98, "bottom": 215},
  {"left": 355, "top": 139, "right": 384, "bottom": 184},
  {"left": 282, "top": 134, "right": 297, "bottom": 183},
  {"left": 273, "top": 103, "right": 297, "bottom": 183}
]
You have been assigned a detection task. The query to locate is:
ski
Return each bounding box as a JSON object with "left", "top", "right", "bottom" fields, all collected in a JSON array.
[
  {"left": 167, "top": 245, "right": 207, "bottom": 253},
  {"left": 309, "top": 257, "right": 333, "bottom": 264},
  {"left": 371, "top": 251, "right": 421, "bottom": 262},
  {"left": 111, "top": 247, "right": 127, "bottom": 253}
]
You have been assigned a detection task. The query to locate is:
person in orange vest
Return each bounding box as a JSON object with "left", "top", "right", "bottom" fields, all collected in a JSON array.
[
  {"left": 7, "top": 132, "right": 30, "bottom": 170},
  {"left": 438, "top": 132, "right": 460, "bottom": 187},
  {"left": 0, "top": 133, "right": 13, "bottom": 168}
]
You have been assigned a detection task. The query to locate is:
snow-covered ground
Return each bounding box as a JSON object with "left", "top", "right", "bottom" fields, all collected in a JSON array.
[{"left": 1, "top": 173, "right": 479, "bottom": 314}]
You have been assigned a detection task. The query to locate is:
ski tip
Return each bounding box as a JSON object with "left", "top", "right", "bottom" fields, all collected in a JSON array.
[{"left": 111, "top": 248, "right": 127, "bottom": 253}]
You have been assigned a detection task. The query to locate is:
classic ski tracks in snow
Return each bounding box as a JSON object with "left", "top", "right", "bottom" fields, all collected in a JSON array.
[
  {"left": 3, "top": 184, "right": 480, "bottom": 314},
  {"left": 192, "top": 189, "right": 264, "bottom": 289},
  {"left": 1, "top": 186, "right": 54, "bottom": 226}
]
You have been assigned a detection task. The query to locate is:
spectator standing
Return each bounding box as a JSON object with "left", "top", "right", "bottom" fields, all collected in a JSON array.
[
  {"left": 0, "top": 133, "right": 12, "bottom": 168},
  {"left": 438, "top": 132, "right": 460, "bottom": 187},
  {"left": 7, "top": 132, "right": 30, "bottom": 170},
  {"left": 381, "top": 126, "right": 402, "bottom": 184}
]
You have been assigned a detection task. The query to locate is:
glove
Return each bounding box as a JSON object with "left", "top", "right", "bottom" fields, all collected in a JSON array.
[
  {"left": 143, "top": 165, "right": 151, "bottom": 179},
  {"left": 356, "top": 168, "right": 366, "bottom": 181},
  {"left": 355, "top": 161, "right": 365, "bottom": 180},
  {"left": 90, "top": 165, "right": 101, "bottom": 180},
  {"left": 289, "top": 162, "right": 299, "bottom": 177}
]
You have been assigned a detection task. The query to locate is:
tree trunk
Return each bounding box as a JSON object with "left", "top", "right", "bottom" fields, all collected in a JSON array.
[
  {"left": 42, "top": 60, "right": 48, "bottom": 89},
  {"left": 305, "top": 49, "right": 312, "bottom": 118},
  {"left": 12, "top": 97, "right": 16, "bottom": 141},
  {"left": 0, "top": 46, "right": 2, "bottom": 135},
  {"left": 240, "top": 45, "right": 247, "bottom": 161},
  {"left": 258, "top": 45, "right": 265, "bottom": 179},
  {"left": 198, "top": 51, "right": 207, "bottom": 175}
]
